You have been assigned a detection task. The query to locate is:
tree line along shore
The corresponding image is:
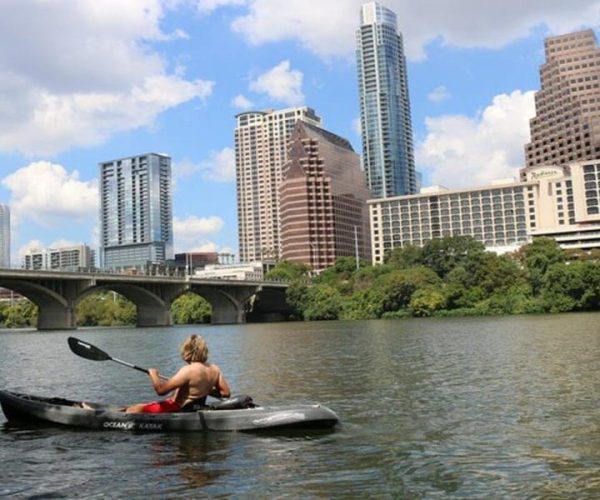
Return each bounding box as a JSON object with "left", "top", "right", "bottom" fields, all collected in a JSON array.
[{"left": 1, "top": 236, "right": 599, "bottom": 328}]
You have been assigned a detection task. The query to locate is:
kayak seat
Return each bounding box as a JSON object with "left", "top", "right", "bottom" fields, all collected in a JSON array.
[
  {"left": 180, "top": 396, "right": 208, "bottom": 412},
  {"left": 209, "top": 394, "right": 255, "bottom": 410},
  {"left": 180, "top": 394, "right": 255, "bottom": 412}
]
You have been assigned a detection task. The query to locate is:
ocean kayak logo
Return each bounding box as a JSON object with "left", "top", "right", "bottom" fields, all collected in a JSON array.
[{"left": 103, "top": 420, "right": 163, "bottom": 431}]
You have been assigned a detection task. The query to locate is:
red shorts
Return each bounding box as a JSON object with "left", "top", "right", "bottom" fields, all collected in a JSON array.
[{"left": 140, "top": 399, "right": 182, "bottom": 413}]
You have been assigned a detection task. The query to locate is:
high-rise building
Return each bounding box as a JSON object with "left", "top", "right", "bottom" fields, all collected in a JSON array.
[
  {"left": 525, "top": 30, "right": 600, "bottom": 168},
  {"left": 280, "top": 121, "right": 372, "bottom": 271},
  {"left": 368, "top": 159, "right": 600, "bottom": 264},
  {"left": 356, "top": 1, "right": 417, "bottom": 198},
  {"left": 23, "top": 244, "right": 95, "bottom": 271},
  {"left": 235, "top": 107, "right": 321, "bottom": 262},
  {"left": 0, "top": 204, "right": 9, "bottom": 268},
  {"left": 99, "top": 153, "right": 173, "bottom": 270}
]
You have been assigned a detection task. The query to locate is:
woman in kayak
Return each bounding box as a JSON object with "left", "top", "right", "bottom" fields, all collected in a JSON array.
[{"left": 124, "top": 334, "right": 231, "bottom": 413}]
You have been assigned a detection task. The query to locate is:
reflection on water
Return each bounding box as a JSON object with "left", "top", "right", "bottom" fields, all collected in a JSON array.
[{"left": 2, "top": 314, "right": 600, "bottom": 496}]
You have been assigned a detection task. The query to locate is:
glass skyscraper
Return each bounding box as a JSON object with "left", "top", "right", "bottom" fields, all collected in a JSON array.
[
  {"left": 99, "top": 153, "right": 173, "bottom": 270},
  {"left": 0, "top": 204, "right": 10, "bottom": 268},
  {"left": 356, "top": 2, "right": 417, "bottom": 198}
]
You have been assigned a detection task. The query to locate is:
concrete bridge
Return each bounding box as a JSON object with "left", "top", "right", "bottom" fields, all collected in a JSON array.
[{"left": 0, "top": 269, "right": 289, "bottom": 330}]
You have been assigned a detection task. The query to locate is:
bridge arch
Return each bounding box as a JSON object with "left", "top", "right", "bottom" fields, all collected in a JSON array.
[
  {"left": 77, "top": 283, "right": 174, "bottom": 327},
  {"left": 190, "top": 284, "right": 260, "bottom": 324},
  {"left": 0, "top": 279, "right": 73, "bottom": 330}
]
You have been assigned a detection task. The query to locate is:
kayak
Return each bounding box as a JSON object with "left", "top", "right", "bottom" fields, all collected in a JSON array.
[{"left": 0, "top": 390, "right": 339, "bottom": 432}]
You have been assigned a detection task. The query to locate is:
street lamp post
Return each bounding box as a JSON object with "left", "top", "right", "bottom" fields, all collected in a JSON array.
[{"left": 354, "top": 226, "right": 360, "bottom": 271}]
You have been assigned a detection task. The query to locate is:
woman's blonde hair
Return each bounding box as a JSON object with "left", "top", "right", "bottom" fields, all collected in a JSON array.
[{"left": 180, "top": 334, "right": 209, "bottom": 363}]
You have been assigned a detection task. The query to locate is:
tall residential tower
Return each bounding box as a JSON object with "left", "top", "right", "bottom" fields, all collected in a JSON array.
[
  {"left": 0, "top": 204, "right": 9, "bottom": 267},
  {"left": 235, "top": 107, "right": 321, "bottom": 262},
  {"left": 525, "top": 30, "right": 600, "bottom": 168},
  {"left": 99, "top": 153, "right": 173, "bottom": 270},
  {"left": 356, "top": 2, "right": 417, "bottom": 198}
]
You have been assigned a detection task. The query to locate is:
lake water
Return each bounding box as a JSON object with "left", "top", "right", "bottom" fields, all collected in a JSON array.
[{"left": 2, "top": 314, "right": 600, "bottom": 497}]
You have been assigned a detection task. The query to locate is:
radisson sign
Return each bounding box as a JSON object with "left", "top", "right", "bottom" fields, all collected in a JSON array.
[{"left": 526, "top": 167, "right": 564, "bottom": 181}]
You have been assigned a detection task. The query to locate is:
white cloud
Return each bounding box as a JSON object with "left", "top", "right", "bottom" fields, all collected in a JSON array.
[
  {"left": 0, "top": 0, "right": 214, "bottom": 156},
  {"left": 230, "top": 0, "right": 600, "bottom": 60},
  {"left": 193, "top": 0, "right": 247, "bottom": 14},
  {"left": 232, "top": 0, "right": 355, "bottom": 59},
  {"left": 173, "top": 215, "right": 225, "bottom": 252},
  {"left": 250, "top": 60, "right": 304, "bottom": 106},
  {"left": 172, "top": 159, "right": 201, "bottom": 181},
  {"left": 173, "top": 147, "right": 236, "bottom": 184},
  {"left": 231, "top": 94, "right": 255, "bottom": 110},
  {"left": 2, "top": 161, "right": 98, "bottom": 226},
  {"left": 201, "top": 148, "right": 236, "bottom": 182},
  {"left": 428, "top": 85, "right": 451, "bottom": 103},
  {"left": 416, "top": 90, "right": 536, "bottom": 188},
  {"left": 352, "top": 117, "right": 362, "bottom": 136}
]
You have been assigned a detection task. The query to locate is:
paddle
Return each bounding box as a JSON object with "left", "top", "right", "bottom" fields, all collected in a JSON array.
[{"left": 67, "top": 337, "right": 168, "bottom": 380}]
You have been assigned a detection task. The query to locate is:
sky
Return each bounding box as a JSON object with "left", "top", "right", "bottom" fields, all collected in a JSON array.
[{"left": 1, "top": 0, "right": 599, "bottom": 265}]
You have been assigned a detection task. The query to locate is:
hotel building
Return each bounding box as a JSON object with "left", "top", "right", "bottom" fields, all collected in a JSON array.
[
  {"left": 525, "top": 30, "right": 600, "bottom": 168},
  {"left": 99, "top": 153, "right": 173, "bottom": 270},
  {"left": 356, "top": 2, "right": 417, "bottom": 198},
  {"left": 235, "top": 107, "right": 321, "bottom": 262},
  {"left": 280, "top": 121, "right": 372, "bottom": 271},
  {"left": 369, "top": 160, "right": 600, "bottom": 264}
]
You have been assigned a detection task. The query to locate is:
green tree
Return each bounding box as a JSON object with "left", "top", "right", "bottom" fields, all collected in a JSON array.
[
  {"left": 340, "top": 288, "right": 386, "bottom": 320},
  {"left": 378, "top": 266, "right": 442, "bottom": 313},
  {"left": 475, "top": 284, "right": 540, "bottom": 315},
  {"left": 579, "top": 261, "right": 600, "bottom": 310},
  {"left": 446, "top": 252, "right": 525, "bottom": 295},
  {"left": 385, "top": 244, "right": 423, "bottom": 269},
  {"left": 171, "top": 293, "right": 212, "bottom": 324},
  {"left": 284, "top": 281, "right": 309, "bottom": 320},
  {"left": 303, "top": 285, "right": 343, "bottom": 321},
  {"left": 350, "top": 264, "right": 392, "bottom": 293},
  {"left": 4, "top": 300, "right": 38, "bottom": 327},
  {"left": 76, "top": 292, "right": 136, "bottom": 326},
  {"left": 515, "top": 237, "right": 565, "bottom": 294},
  {"left": 409, "top": 287, "right": 447, "bottom": 317},
  {"left": 420, "top": 236, "right": 486, "bottom": 278},
  {"left": 265, "top": 261, "right": 310, "bottom": 281}
]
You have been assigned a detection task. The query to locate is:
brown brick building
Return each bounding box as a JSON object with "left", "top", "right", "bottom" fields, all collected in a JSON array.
[
  {"left": 280, "top": 121, "right": 372, "bottom": 272},
  {"left": 525, "top": 30, "right": 600, "bottom": 170}
]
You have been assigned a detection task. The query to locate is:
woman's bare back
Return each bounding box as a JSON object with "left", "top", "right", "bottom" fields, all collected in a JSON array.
[{"left": 173, "top": 362, "right": 227, "bottom": 407}]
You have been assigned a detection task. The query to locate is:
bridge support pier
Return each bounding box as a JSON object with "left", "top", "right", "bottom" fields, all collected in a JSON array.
[
  {"left": 37, "top": 304, "right": 77, "bottom": 330},
  {"left": 137, "top": 303, "right": 172, "bottom": 327}
]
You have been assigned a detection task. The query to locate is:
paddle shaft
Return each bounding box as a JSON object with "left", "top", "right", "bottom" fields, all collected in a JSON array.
[{"left": 110, "top": 357, "right": 169, "bottom": 380}]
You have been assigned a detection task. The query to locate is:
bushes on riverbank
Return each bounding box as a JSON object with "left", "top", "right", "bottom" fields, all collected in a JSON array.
[
  {"left": 0, "top": 292, "right": 212, "bottom": 329},
  {"left": 269, "top": 236, "right": 600, "bottom": 321}
]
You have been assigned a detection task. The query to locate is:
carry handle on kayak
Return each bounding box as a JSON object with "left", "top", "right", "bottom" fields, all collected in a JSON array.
[{"left": 68, "top": 337, "right": 169, "bottom": 380}]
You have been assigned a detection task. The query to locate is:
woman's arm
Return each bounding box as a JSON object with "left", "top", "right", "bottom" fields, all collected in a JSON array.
[{"left": 213, "top": 366, "right": 231, "bottom": 398}]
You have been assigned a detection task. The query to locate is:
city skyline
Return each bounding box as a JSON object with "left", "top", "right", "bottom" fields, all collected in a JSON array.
[{"left": 0, "top": 1, "right": 599, "bottom": 264}]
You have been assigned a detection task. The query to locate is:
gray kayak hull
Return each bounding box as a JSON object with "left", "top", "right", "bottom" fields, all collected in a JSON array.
[{"left": 0, "top": 390, "right": 339, "bottom": 432}]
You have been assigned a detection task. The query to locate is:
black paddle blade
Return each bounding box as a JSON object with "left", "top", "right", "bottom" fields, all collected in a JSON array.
[{"left": 68, "top": 337, "right": 111, "bottom": 362}]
